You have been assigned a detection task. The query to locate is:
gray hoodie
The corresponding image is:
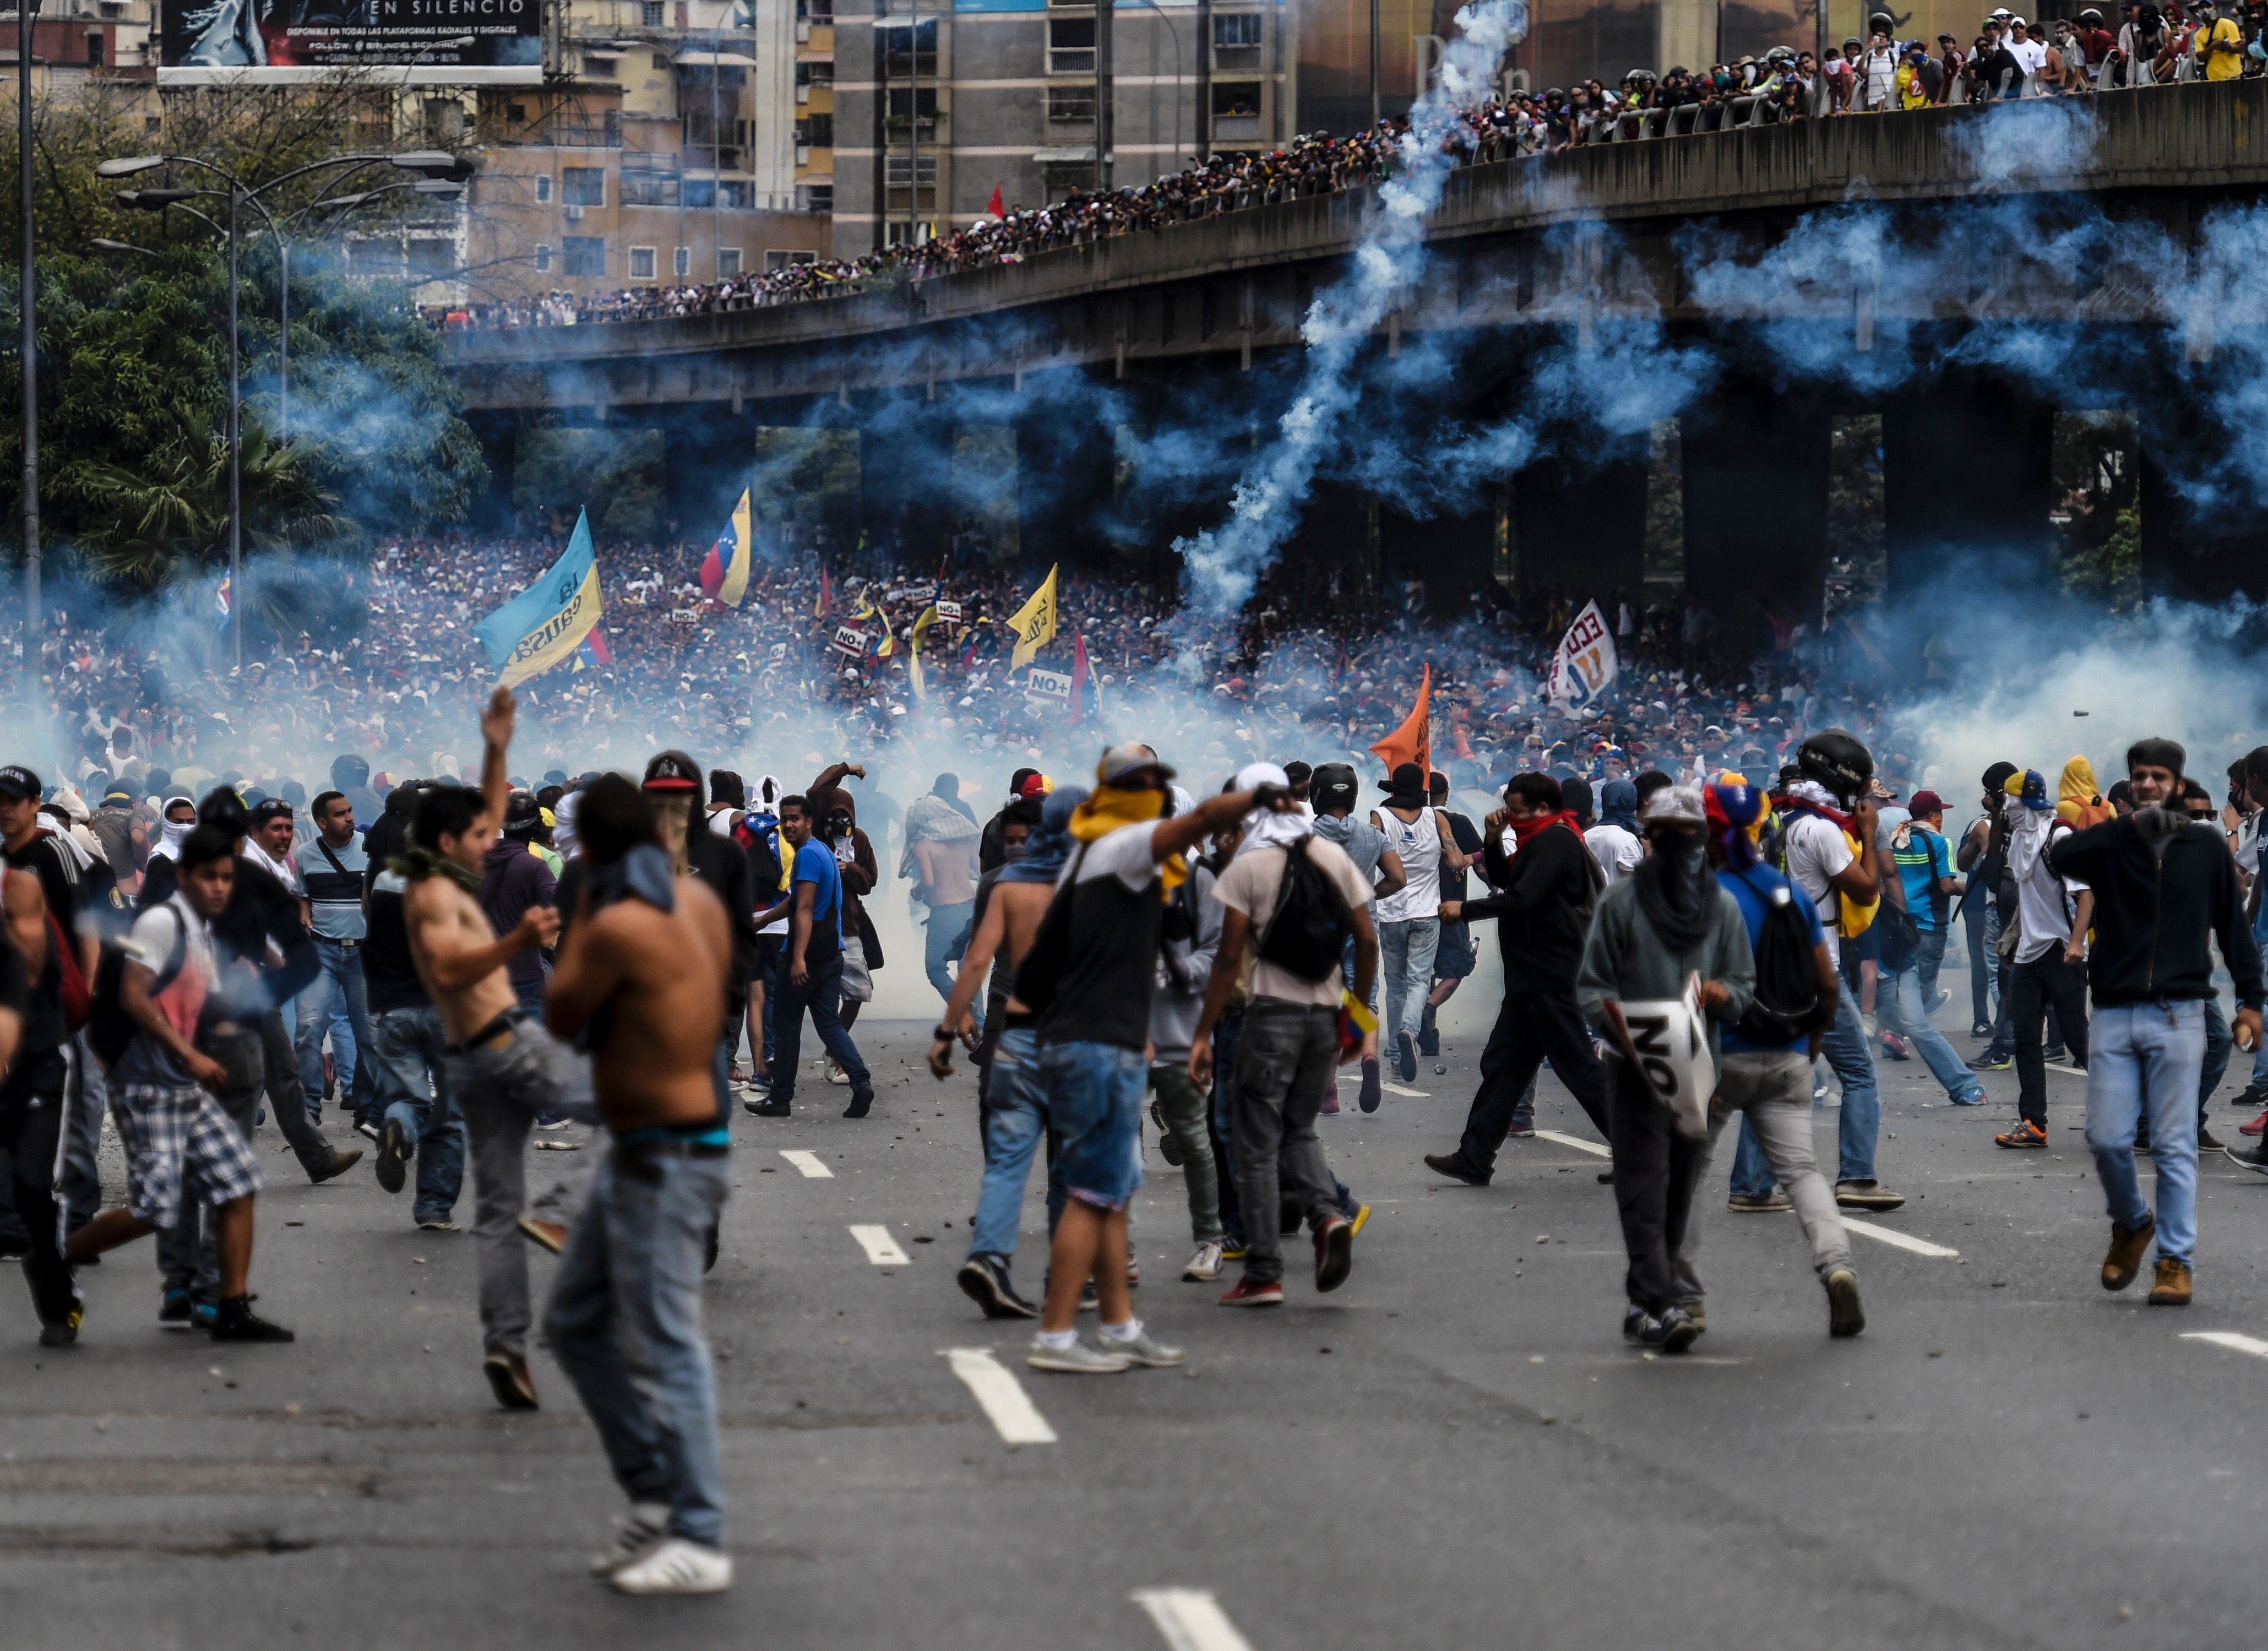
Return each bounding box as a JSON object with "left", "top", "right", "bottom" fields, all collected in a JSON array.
[{"left": 1149, "top": 859, "right": 1222, "bottom": 1063}]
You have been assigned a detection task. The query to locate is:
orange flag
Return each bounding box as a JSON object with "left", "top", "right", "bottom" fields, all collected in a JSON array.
[{"left": 1369, "top": 664, "right": 1432, "bottom": 780}]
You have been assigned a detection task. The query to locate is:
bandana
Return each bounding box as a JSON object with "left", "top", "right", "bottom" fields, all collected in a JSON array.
[
  {"left": 391, "top": 838, "right": 485, "bottom": 897},
  {"left": 1598, "top": 778, "right": 1640, "bottom": 836},
  {"left": 1070, "top": 784, "right": 1189, "bottom": 894},
  {"left": 1001, "top": 787, "right": 1087, "bottom": 884},
  {"left": 1508, "top": 810, "right": 1582, "bottom": 849},
  {"left": 150, "top": 796, "right": 197, "bottom": 862},
  {"left": 1782, "top": 780, "right": 1856, "bottom": 833},
  {"left": 587, "top": 842, "right": 677, "bottom": 915}
]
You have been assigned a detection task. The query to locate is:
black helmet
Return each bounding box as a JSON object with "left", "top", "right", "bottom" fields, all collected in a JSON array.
[
  {"left": 1797, "top": 730, "right": 1874, "bottom": 801},
  {"left": 503, "top": 791, "right": 543, "bottom": 841}
]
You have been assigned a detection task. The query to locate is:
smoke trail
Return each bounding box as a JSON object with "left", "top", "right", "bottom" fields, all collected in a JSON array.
[{"left": 1172, "top": 0, "right": 1529, "bottom": 615}]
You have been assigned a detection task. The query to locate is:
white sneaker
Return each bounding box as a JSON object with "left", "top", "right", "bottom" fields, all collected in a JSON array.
[
  {"left": 825, "top": 1063, "right": 851, "bottom": 1087},
  {"left": 588, "top": 1502, "right": 671, "bottom": 1577},
  {"left": 1026, "top": 1334, "right": 1132, "bottom": 1373},
  {"left": 609, "top": 1536, "right": 733, "bottom": 1594},
  {"left": 1182, "top": 1241, "right": 1223, "bottom": 1282}
]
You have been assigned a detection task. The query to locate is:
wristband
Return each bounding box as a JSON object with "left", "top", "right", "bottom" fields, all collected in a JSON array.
[{"left": 933, "top": 1024, "right": 955, "bottom": 1041}]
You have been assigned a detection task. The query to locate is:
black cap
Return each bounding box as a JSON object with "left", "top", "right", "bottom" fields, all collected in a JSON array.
[
  {"left": 503, "top": 791, "right": 543, "bottom": 839},
  {"left": 1981, "top": 760, "right": 2020, "bottom": 794},
  {"left": 642, "top": 750, "right": 702, "bottom": 794},
  {"left": 0, "top": 764, "right": 41, "bottom": 802}
]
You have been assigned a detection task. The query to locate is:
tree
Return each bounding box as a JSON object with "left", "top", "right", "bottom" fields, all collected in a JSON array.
[{"left": 513, "top": 426, "right": 666, "bottom": 541}]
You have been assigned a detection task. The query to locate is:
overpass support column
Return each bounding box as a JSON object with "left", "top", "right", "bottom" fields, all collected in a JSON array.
[
  {"left": 1881, "top": 382, "right": 2055, "bottom": 599},
  {"left": 1508, "top": 444, "right": 1647, "bottom": 618},
  {"left": 1681, "top": 383, "right": 1829, "bottom": 654},
  {"left": 1014, "top": 377, "right": 1118, "bottom": 573},
  {"left": 2138, "top": 411, "right": 2268, "bottom": 603},
  {"left": 1276, "top": 481, "right": 1378, "bottom": 616},
  {"left": 860, "top": 399, "right": 959, "bottom": 569},
  {"left": 1378, "top": 497, "right": 1495, "bottom": 618}
]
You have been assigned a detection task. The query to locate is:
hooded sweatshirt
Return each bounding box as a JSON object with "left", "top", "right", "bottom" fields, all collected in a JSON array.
[{"left": 2056, "top": 756, "right": 2116, "bottom": 831}]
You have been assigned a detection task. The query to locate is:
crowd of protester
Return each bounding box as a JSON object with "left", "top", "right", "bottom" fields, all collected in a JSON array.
[{"left": 434, "top": 1, "right": 2266, "bottom": 334}]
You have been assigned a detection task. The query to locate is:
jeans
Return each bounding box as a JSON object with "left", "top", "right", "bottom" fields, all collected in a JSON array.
[
  {"left": 1608, "top": 1055, "right": 1708, "bottom": 1315},
  {"left": 444, "top": 1018, "right": 591, "bottom": 1359},
  {"left": 1876, "top": 962, "right": 1986, "bottom": 1102},
  {"left": 1377, "top": 917, "right": 1439, "bottom": 1053},
  {"left": 1730, "top": 985, "right": 1879, "bottom": 1195},
  {"left": 753, "top": 935, "right": 782, "bottom": 1076},
  {"left": 545, "top": 1140, "right": 730, "bottom": 1549},
  {"left": 58, "top": 1032, "right": 106, "bottom": 1231},
  {"left": 2086, "top": 1001, "right": 2207, "bottom": 1264},
  {"left": 0, "top": 1051, "right": 78, "bottom": 1327},
  {"left": 923, "top": 900, "right": 973, "bottom": 1013},
  {"left": 969, "top": 1027, "right": 1046, "bottom": 1262},
  {"left": 1230, "top": 1001, "right": 1341, "bottom": 1285},
  {"left": 367, "top": 1004, "right": 467, "bottom": 1221},
  {"left": 1691, "top": 1052, "right": 1854, "bottom": 1299},
  {"left": 1965, "top": 904, "right": 2000, "bottom": 1028},
  {"left": 1147, "top": 1060, "right": 1224, "bottom": 1246},
  {"left": 769, "top": 957, "right": 869, "bottom": 1107},
  {"left": 2012, "top": 952, "right": 2091, "bottom": 1129},
  {"left": 1035, "top": 1039, "right": 1146, "bottom": 1212},
  {"left": 295, "top": 938, "right": 375, "bottom": 1120},
  {"left": 1913, "top": 924, "right": 1950, "bottom": 1008},
  {"left": 1210, "top": 1011, "right": 1244, "bottom": 1247},
  {"left": 1451, "top": 986, "right": 1611, "bottom": 1177}
]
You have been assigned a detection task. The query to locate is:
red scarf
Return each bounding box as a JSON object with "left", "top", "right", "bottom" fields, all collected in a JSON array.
[
  {"left": 1778, "top": 794, "right": 1856, "bottom": 834},
  {"left": 1509, "top": 810, "right": 1583, "bottom": 848}
]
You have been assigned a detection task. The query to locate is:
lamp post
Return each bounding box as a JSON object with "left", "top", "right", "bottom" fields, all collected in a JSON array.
[
  {"left": 18, "top": 0, "right": 41, "bottom": 678},
  {"left": 97, "top": 149, "right": 467, "bottom": 667}
]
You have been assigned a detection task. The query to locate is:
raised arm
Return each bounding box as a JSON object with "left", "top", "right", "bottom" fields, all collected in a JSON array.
[
  {"left": 475, "top": 685, "right": 516, "bottom": 845},
  {"left": 1150, "top": 788, "right": 1258, "bottom": 863}
]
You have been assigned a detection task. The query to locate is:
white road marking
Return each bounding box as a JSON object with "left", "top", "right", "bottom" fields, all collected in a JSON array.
[
  {"left": 1840, "top": 1217, "right": 1959, "bottom": 1258},
  {"left": 779, "top": 1149, "right": 834, "bottom": 1178},
  {"left": 1382, "top": 1083, "right": 1429, "bottom": 1098},
  {"left": 848, "top": 1224, "right": 910, "bottom": 1265},
  {"left": 1533, "top": 1129, "right": 1611, "bottom": 1158},
  {"left": 2182, "top": 1330, "right": 2268, "bottom": 1360},
  {"left": 2047, "top": 1063, "right": 2088, "bottom": 1078},
  {"left": 941, "top": 1348, "right": 1057, "bottom": 1443},
  {"left": 1132, "top": 1588, "right": 1257, "bottom": 1651}
]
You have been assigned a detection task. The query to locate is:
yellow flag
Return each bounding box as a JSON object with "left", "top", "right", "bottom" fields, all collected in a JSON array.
[
  {"left": 909, "top": 603, "right": 939, "bottom": 653},
  {"left": 910, "top": 645, "right": 927, "bottom": 700},
  {"left": 720, "top": 488, "right": 752, "bottom": 609},
  {"left": 1007, "top": 564, "right": 1058, "bottom": 670}
]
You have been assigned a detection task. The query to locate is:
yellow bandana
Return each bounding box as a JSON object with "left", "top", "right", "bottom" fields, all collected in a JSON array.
[{"left": 1069, "top": 785, "right": 1188, "bottom": 895}]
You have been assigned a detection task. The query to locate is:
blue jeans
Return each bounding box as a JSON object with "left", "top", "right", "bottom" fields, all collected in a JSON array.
[
  {"left": 969, "top": 1027, "right": 1045, "bottom": 1262},
  {"left": 1378, "top": 917, "right": 1439, "bottom": 1051},
  {"left": 1211, "top": 1011, "right": 1244, "bottom": 1247},
  {"left": 1732, "top": 985, "right": 1880, "bottom": 1194},
  {"left": 545, "top": 1141, "right": 730, "bottom": 1548},
  {"left": 1965, "top": 904, "right": 2001, "bottom": 1028},
  {"left": 1913, "top": 923, "right": 1949, "bottom": 1007},
  {"left": 769, "top": 955, "right": 869, "bottom": 1106},
  {"left": 1036, "top": 1039, "right": 1146, "bottom": 1211},
  {"left": 923, "top": 901, "right": 973, "bottom": 1013},
  {"left": 1877, "top": 961, "right": 1986, "bottom": 1103},
  {"left": 295, "top": 938, "right": 374, "bottom": 1119},
  {"left": 366, "top": 1004, "right": 467, "bottom": 1221},
  {"left": 2086, "top": 1001, "right": 2207, "bottom": 1264}
]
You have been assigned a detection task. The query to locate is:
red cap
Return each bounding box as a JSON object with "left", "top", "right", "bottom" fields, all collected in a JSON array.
[{"left": 1907, "top": 789, "right": 1946, "bottom": 815}]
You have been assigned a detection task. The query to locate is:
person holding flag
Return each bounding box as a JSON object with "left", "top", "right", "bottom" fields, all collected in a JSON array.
[
  {"left": 472, "top": 510, "right": 606, "bottom": 688},
  {"left": 697, "top": 490, "right": 754, "bottom": 610}
]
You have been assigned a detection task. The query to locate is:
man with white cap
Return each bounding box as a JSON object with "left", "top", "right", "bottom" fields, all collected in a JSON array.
[{"left": 1192, "top": 764, "right": 1379, "bottom": 1308}]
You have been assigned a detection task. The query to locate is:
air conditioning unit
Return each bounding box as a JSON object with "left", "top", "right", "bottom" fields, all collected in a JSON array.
[{"left": 564, "top": 204, "right": 585, "bottom": 221}]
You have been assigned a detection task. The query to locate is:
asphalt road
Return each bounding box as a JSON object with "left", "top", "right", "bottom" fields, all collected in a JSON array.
[{"left": 6, "top": 960, "right": 2268, "bottom": 1651}]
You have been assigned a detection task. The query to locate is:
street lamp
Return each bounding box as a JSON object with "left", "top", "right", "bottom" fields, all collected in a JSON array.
[
  {"left": 99, "top": 149, "right": 476, "bottom": 666},
  {"left": 19, "top": 0, "right": 43, "bottom": 682}
]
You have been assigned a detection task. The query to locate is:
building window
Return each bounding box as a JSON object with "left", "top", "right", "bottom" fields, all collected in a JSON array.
[
  {"left": 1212, "top": 81, "right": 1261, "bottom": 140},
  {"left": 642, "top": 0, "right": 664, "bottom": 23},
  {"left": 629, "top": 246, "right": 657, "bottom": 280},
  {"left": 879, "top": 18, "right": 936, "bottom": 75},
  {"left": 534, "top": 243, "right": 553, "bottom": 273},
  {"left": 1047, "top": 85, "right": 1095, "bottom": 123},
  {"left": 534, "top": 173, "right": 553, "bottom": 203},
  {"left": 621, "top": 154, "right": 681, "bottom": 206},
  {"left": 884, "top": 156, "right": 938, "bottom": 185},
  {"left": 675, "top": 246, "right": 690, "bottom": 276},
  {"left": 1047, "top": 17, "right": 1095, "bottom": 74},
  {"left": 796, "top": 183, "right": 832, "bottom": 213},
  {"left": 561, "top": 167, "right": 606, "bottom": 207},
  {"left": 422, "top": 98, "right": 463, "bottom": 146},
  {"left": 563, "top": 236, "right": 606, "bottom": 276},
  {"left": 718, "top": 247, "right": 743, "bottom": 276},
  {"left": 507, "top": 101, "right": 528, "bottom": 123},
  {"left": 766, "top": 248, "right": 819, "bottom": 270},
  {"left": 86, "top": 32, "right": 104, "bottom": 67},
  {"left": 796, "top": 112, "right": 834, "bottom": 148},
  {"left": 1211, "top": 12, "right": 1262, "bottom": 72},
  {"left": 1041, "top": 161, "right": 1094, "bottom": 203},
  {"left": 885, "top": 87, "right": 938, "bottom": 131}
]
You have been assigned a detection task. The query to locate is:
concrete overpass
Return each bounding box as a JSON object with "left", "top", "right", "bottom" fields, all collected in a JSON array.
[{"left": 444, "top": 80, "right": 2268, "bottom": 624}]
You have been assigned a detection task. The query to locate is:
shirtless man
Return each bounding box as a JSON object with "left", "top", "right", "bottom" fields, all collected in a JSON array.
[
  {"left": 401, "top": 687, "right": 572, "bottom": 1412},
  {"left": 541, "top": 773, "right": 735, "bottom": 1596},
  {"left": 929, "top": 792, "right": 1047, "bottom": 1317}
]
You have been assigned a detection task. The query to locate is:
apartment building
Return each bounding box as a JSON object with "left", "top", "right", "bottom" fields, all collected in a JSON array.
[{"left": 0, "top": 0, "right": 157, "bottom": 80}]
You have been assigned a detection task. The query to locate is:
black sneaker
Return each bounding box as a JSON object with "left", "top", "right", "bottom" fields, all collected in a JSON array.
[
  {"left": 2233, "top": 1080, "right": 2268, "bottom": 1112},
  {"left": 2227, "top": 1140, "right": 2268, "bottom": 1177},
  {"left": 1395, "top": 1031, "right": 1418, "bottom": 1083},
  {"left": 843, "top": 1086, "right": 874, "bottom": 1120},
  {"left": 1423, "top": 1152, "right": 1489, "bottom": 1187},
  {"left": 158, "top": 1287, "right": 192, "bottom": 1326},
  {"left": 210, "top": 1296, "right": 295, "bottom": 1343},
  {"left": 957, "top": 1254, "right": 1039, "bottom": 1319},
  {"left": 1968, "top": 1051, "right": 2013, "bottom": 1071},
  {"left": 1150, "top": 1101, "right": 1183, "bottom": 1166},
  {"left": 1647, "top": 1306, "right": 1700, "bottom": 1354},
  {"left": 39, "top": 1309, "right": 81, "bottom": 1348},
  {"left": 376, "top": 1118, "right": 408, "bottom": 1196},
  {"left": 747, "top": 1099, "right": 791, "bottom": 1117}
]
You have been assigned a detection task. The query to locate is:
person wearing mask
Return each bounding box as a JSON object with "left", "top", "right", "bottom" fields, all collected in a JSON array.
[
  {"left": 331, "top": 753, "right": 383, "bottom": 834},
  {"left": 750, "top": 794, "right": 873, "bottom": 1120},
  {"left": 737, "top": 775, "right": 788, "bottom": 1101},
  {"left": 363, "top": 781, "right": 467, "bottom": 1230},
  {"left": 1419, "top": 770, "right": 1487, "bottom": 1060},
  {"left": 1369, "top": 762, "right": 1470, "bottom": 1083},
  {"left": 293, "top": 789, "right": 377, "bottom": 1132},
  {"left": 1576, "top": 784, "right": 1754, "bottom": 1353},
  {"left": 1424, "top": 772, "right": 1611, "bottom": 1186},
  {"left": 2051, "top": 740, "right": 2262, "bottom": 1306},
  {"left": 1144, "top": 790, "right": 1231, "bottom": 1284},
  {"left": 1994, "top": 768, "right": 2095, "bottom": 1151},
  {"left": 1874, "top": 791, "right": 1988, "bottom": 1107},
  {"left": 807, "top": 763, "right": 881, "bottom": 1085},
  {"left": 1192, "top": 765, "right": 1378, "bottom": 1308},
  {"left": 1957, "top": 763, "right": 2019, "bottom": 1042},
  {"left": 1310, "top": 762, "right": 1404, "bottom": 1112},
  {"left": 903, "top": 774, "right": 984, "bottom": 1018},
  {"left": 1016, "top": 746, "right": 1254, "bottom": 1373},
  {"left": 1585, "top": 778, "right": 1645, "bottom": 886},
  {"left": 2195, "top": 0, "right": 2245, "bottom": 77},
  {"left": 978, "top": 768, "right": 1042, "bottom": 873}
]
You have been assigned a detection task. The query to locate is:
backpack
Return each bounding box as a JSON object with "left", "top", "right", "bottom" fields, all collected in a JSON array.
[
  {"left": 1254, "top": 837, "right": 1353, "bottom": 985},
  {"left": 1729, "top": 871, "right": 1831, "bottom": 1044},
  {"left": 88, "top": 903, "right": 189, "bottom": 1067}
]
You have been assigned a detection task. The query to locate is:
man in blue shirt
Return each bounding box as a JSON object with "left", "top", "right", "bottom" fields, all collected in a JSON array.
[
  {"left": 1699, "top": 782, "right": 1865, "bottom": 1339},
  {"left": 747, "top": 794, "right": 872, "bottom": 1118},
  {"left": 1873, "top": 790, "right": 1988, "bottom": 1107},
  {"left": 293, "top": 789, "right": 377, "bottom": 1130}
]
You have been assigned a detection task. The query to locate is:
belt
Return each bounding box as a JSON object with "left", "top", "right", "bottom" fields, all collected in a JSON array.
[
  {"left": 444, "top": 1006, "right": 530, "bottom": 1057},
  {"left": 615, "top": 1139, "right": 731, "bottom": 1159}
]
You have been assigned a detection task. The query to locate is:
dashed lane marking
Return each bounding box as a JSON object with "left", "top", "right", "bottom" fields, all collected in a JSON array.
[
  {"left": 1533, "top": 1129, "right": 1609, "bottom": 1158},
  {"left": 849, "top": 1224, "right": 910, "bottom": 1265},
  {"left": 1338, "top": 1076, "right": 1431, "bottom": 1097},
  {"left": 940, "top": 1348, "right": 1057, "bottom": 1443},
  {"left": 2182, "top": 1331, "right": 2268, "bottom": 1360},
  {"left": 779, "top": 1150, "right": 834, "bottom": 1178},
  {"left": 1839, "top": 1217, "right": 1959, "bottom": 1259},
  {"left": 1132, "top": 1588, "right": 1258, "bottom": 1651}
]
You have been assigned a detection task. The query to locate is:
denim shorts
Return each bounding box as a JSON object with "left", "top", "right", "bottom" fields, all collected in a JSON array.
[{"left": 1037, "top": 1039, "right": 1146, "bottom": 1212}]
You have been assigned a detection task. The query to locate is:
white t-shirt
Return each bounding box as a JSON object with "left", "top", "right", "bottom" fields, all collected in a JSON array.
[
  {"left": 1212, "top": 837, "right": 1373, "bottom": 1007},
  {"left": 1584, "top": 822, "right": 1644, "bottom": 886},
  {"left": 1061, "top": 819, "right": 1161, "bottom": 893},
  {"left": 2014, "top": 822, "right": 2088, "bottom": 964},
  {"left": 2009, "top": 35, "right": 2048, "bottom": 79},
  {"left": 1372, "top": 805, "right": 1442, "bottom": 922},
  {"left": 1783, "top": 812, "right": 1854, "bottom": 965}
]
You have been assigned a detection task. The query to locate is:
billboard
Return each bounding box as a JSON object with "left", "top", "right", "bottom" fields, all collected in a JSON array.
[{"left": 159, "top": 0, "right": 545, "bottom": 81}]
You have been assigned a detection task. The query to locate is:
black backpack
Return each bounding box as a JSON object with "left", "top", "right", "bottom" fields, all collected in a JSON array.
[
  {"left": 87, "top": 903, "right": 189, "bottom": 1067},
  {"left": 1729, "top": 871, "right": 1830, "bottom": 1044},
  {"left": 1255, "top": 837, "right": 1353, "bottom": 985}
]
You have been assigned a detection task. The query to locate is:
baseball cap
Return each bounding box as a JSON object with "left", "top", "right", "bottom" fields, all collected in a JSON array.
[
  {"left": 1907, "top": 789, "right": 1946, "bottom": 815},
  {"left": 1982, "top": 761, "right": 2019, "bottom": 794},
  {"left": 0, "top": 765, "right": 41, "bottom": 803},
  {"left": 642, "top": 751, "right": 702, "bottom": 794},
  {"left": 1016, "top": 772, "right": 1053, "bottom": 800},
  {"left": 1235, "top": 761, "right": 1291, "bottom": 794},
  {"left": 2006, "top": 768, "right": 2053, "bottom": 812},
  {"left": 1097, "top": 743, "right": 1174, "bottom": 785},
  {"left": 1641, "top": 783, "right": 1707, "bottom": 825}
]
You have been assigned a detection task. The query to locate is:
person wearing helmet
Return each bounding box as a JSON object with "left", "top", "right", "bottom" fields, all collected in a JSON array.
[{"left": 1729, "top": 731, "right": 1906, "bottom": 1213}]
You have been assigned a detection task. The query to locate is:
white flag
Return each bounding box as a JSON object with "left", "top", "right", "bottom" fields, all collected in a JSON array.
[
  {"left": 1547, "top": 599, "right": 1618, "bottom": 708},
  {"left": 1616, "top": 975, "right": 1716, "bottom": 1141}
]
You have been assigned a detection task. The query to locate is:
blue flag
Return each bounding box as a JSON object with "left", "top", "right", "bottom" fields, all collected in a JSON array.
[{"left": 474, "top": 510, "right": 606, "bottom": 687}]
